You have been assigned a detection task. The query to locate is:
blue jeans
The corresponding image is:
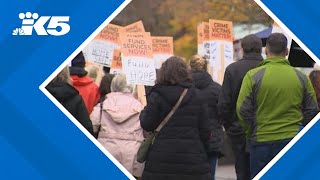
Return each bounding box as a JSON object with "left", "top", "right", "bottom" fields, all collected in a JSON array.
[
  {"left": 228, "top": 134, "right": 250, "bottom": 180},
  {"left": 208, "top": 155, "right": 218, "bottom": 180},
  {"left": 250, "top": 139, "right": 291, "bottom": 179}
]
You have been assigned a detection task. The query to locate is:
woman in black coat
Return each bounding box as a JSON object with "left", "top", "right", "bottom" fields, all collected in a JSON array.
[
  {"left": 140, "top": 56, "right": 211, "bottom": 180},
  {"left": 46, "top": 67, "right": 94, "bottom": 136},
  {"left": 190, "top": 55, "right": 224, "bottom": 180}
]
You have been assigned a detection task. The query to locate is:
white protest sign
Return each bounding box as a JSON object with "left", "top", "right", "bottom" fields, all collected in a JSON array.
[
  {"left": 121, "top": 33, "right": 156, "bottom": 86},
  {"left": 86, "top": 24, "right": 122, "bottom": 67},
  {"left": 209, "top": 19, "right": 233, "bottom": 84},
  {"left": 203, "top": 22, "right": 211, "bottom": 61}
]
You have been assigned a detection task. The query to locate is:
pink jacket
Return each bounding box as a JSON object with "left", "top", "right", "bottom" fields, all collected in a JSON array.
[{"left": 90, "top": 92, "right": 144, "bottom": 177}]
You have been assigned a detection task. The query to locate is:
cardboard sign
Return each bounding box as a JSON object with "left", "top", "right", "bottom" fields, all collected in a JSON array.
[
  {"left": 203, "top": 22, "right": 210, "bottom": 61},
  {"left": 204, "top": 22, "right": 210, "bottom": 41},
  {"left": 85, "top": 24, "right": 122, "bottom": 67},
  {"left": 208, "top": 19, "right": 233, "bottom": 84},
  {"left": 110, "top": 49, "right": 122, "bottom": 74},
  {"left": 152, "top": 36, "right": 174, "bottom": 69},
  {"left": 124, "top": 21, "right": 145, "bottom": 32},
  {"left": 121, "top": 32, "right": 156, "bottom": 86},
  {"left": 197, "top": 23, "right": 204, "bottom": 56},
  {"left": 197, "top": 23, "right": 204, "bottom": 45},
  {"left": 121, "top": 33, "right": 153, "bottom": 57},
  {"left": 82, "top": 45, "right": 90, "bottom": 61},
  {"left": 137, "top": 85, "right": 147, "bottom": 106},
  {"left": 273, "top": 21, "right": 280, "bottom": 27},
  {"left": 95, "top": 23, "right": 122, "bottom": 44},
  {"left": 209, "top": 19, "right": 233, "bottom": 42}
]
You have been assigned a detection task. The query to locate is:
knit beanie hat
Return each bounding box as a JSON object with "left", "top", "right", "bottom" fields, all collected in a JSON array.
[{"left": 71, "top": 52, "right": 86, "bottom": 68}]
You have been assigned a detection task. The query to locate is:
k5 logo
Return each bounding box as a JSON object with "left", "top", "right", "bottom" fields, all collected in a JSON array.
[{"left": 12, "top": 12, "right": 70, "bottom": 36}]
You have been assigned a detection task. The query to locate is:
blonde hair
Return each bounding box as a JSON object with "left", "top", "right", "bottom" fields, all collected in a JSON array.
[
  {"left": 111, "top": 74, "right": 135, "bottom": 93},
  {"left": 189, "top": 55, "right": 208, "bottom": 71},
  {"left": 52, "top": 66, "right": 72, "bottom": 84}
]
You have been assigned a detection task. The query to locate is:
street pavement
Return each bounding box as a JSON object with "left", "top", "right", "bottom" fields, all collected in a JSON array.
[{"left": 216, "top": 165, "right": 237, "bottom": 180}]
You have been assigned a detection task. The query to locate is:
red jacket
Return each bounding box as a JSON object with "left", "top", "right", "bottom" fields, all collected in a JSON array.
[{"left": 71, "top": 75, "right": 100, "bottom": 114}]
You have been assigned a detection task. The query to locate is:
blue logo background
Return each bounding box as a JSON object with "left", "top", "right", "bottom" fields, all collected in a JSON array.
[
  {"left": 0, "top": 0, "right": 129, "bottom": 179},
  {"left": 260, "top": 0, "right": 320, "bottom": 179}
]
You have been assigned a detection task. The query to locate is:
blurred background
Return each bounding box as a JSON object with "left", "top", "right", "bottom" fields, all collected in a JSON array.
[{"left": 112, "top": 0, "right": 272, "bottom": 59}]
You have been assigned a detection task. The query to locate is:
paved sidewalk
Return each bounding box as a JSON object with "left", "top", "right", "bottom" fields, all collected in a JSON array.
[{"left": 216, "top": 165, "right": 236, "bottom": 180}]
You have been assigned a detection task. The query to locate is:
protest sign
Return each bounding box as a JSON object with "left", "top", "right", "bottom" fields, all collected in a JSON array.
[
  {"left": 85, "top": 23, "right": 122, "bottom": 67},
  {"left": 210, "top": 20, "right": 233, "bottom": 41},
  {"left": 124, "top": 21, "right": 145, "bottom": 32},
  {"left": 197, "top": 23, "right": 204, "bottom": 56},
  {"left": 82, "top": 45, "right": 90, "bottom": 61},
  {"left": 209, "top": 19, "right": 233, "bottom": 84},
  {"left": 136, "top": 85, "right": 147, "bottom": 106},
  {"left": 203, "top": 22, "right": 210, "bottom": 61},
  {"left": 110, "top": 49, "right": 122, "bottom": 74},
  {"left": 121, "top": 32, "right": 156, "bottom": 86},
  {"left": 152, "top": 36, "right": 174, "bottom": 69}
]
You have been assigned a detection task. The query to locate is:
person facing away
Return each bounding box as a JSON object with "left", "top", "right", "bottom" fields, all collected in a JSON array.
[
  {"left": 189, "top": 55, "right": 223, "bottom": 180},
  {"left": 90, "top": 74, "right": 145, "bottom": 178},
  {"left": 218, "top": 34, "right": 263, "bottom": 180},
  {"left": 98, "top": 73, "right": 115, "bottom": 104},
  {"left": 309, "top": 63, "right": 320, "bottom": 108},
  {"left": 69, "top": 51, "right": 100, "bottom": 114},
  {"left": 140, "top": 56, "right": 211, "bottom": 180},
  {"left": 85, "top": 65, "right": 99, "bottom": 82},
  {"left": 46, "top": 66, "right": 94, "bottom": 136},
  {"left": 236, "top": 33, "right": 319, "bottom": 179}
]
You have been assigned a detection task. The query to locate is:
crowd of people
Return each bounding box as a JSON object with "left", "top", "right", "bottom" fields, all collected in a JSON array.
[{"left": 47, "top": 33, "right": 319, "bottom": 180}]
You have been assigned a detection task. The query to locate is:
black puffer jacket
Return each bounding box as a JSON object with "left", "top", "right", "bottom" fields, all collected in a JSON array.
[
  {"left": 46, "top": 81, "right": 94, "bottom": 136},
  {"left": 140, "top": 83, "right": 211, "bottom": 180},
  {"left": 192, "top": 70, "right": 224, "bottom": 155},
  {"left": 218, "top": 53, "right": 263, "bottom": 136}
]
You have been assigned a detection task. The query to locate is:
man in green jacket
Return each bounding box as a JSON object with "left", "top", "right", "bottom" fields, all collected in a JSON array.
[{"left": 236, "top": 33, "right": 319, "bottom": 179}]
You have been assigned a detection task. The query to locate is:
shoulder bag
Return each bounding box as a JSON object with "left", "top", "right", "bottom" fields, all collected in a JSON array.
[{"left": 137, "top": 88, "right": 188, "bottom": 163}]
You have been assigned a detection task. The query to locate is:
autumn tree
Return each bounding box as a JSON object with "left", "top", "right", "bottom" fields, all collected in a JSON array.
[{"left": 112, "top": 0, "right": 272, "bottom": 58}]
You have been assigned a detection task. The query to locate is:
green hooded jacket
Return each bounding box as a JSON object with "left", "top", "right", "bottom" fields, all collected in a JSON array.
[{"left": 236, "top": 57, "right": 318, "bottom": 143}]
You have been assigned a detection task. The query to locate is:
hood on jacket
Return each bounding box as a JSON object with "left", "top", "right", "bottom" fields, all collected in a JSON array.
[
  {"left": 71, "top": 75, "right": 94, "bottom": 87},
  {"left": 46, "top": 81, "right": 79, "bottom": 102},
  {"left": 69, "top": 66, "right": 88, "bottom": 77},
  {"left": 103, "top": 92, "right": 143, "bottom": 124},
  {"left": 192, "top": 70, "right": 213, "bottom": 89},
  {"left": 150, "top": 82, "right": 194, "bottom": 106}
]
